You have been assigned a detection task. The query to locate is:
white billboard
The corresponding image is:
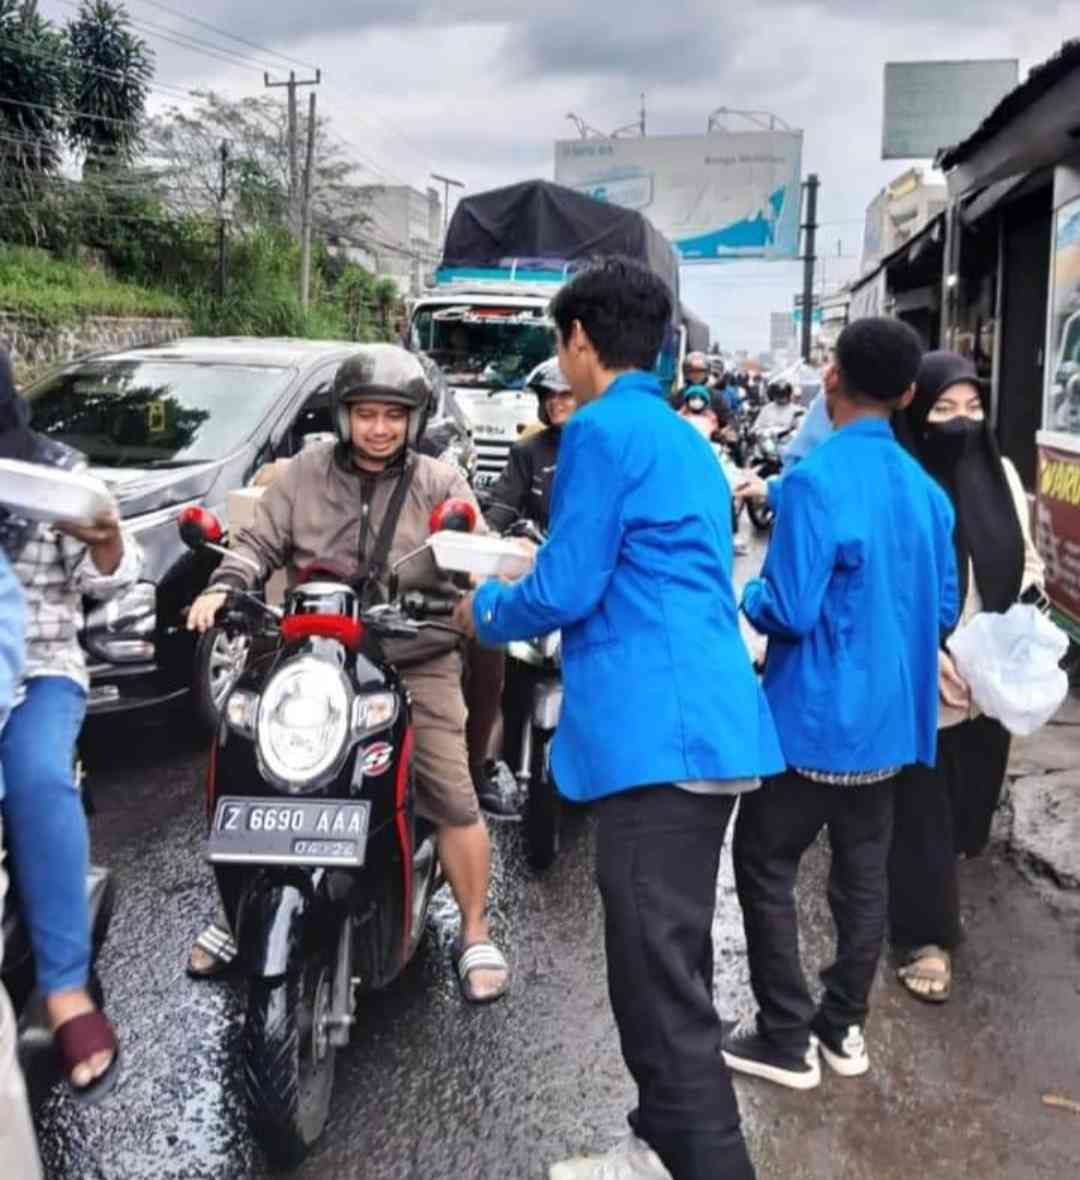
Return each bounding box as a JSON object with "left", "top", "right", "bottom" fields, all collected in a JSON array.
[
  {"left": 882, "top": 59, "right": 1018, "bottom": 160},
  {"left": 554, "top": 130, "right": 803, "bottom": 261}
]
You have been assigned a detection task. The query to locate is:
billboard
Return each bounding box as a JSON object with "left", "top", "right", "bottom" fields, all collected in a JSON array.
[
  {"left": 882, "top": 59, "right": 1018, "bottom": 160},
  {"left": 554, "top": 130, "right": 803, "bottom": 261}
]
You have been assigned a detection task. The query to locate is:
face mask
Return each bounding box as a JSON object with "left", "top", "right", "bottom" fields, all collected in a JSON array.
[{"left": 922, "top": 416, "right": 983, "bottom": 466}]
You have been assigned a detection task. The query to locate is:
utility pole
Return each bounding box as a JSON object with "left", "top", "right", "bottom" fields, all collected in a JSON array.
[
  {"left": 300, "top": 92, "right": 317, "bottom": 312},
  {"left": 431, "top": 172, "right": 464, "bottom": 244},
  {"left": 640, "top": 92, "right": 646, "bottom": 136},
  {"left": 216, "top": 140, "right": 229, "bottom": 299},
  {"left": 264, "top": 69, "right": 320, "bottom": 239},
  {"left": 800, "top": 173, "right": 820, "bottom": 363}
]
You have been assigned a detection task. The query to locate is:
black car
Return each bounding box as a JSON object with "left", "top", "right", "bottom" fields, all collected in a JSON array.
[{"left": 24, "top": 337, "right": 475, "bottom": 722}]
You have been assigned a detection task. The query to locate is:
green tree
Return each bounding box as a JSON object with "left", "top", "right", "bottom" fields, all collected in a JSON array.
[
  {"left": 145, "top": 90, "right": 371, "bottom": 241},
  {"left": 0, "top": 0, "right": 70, "bottom": 239},
  {"left": 65, "top": 0, "right": 153, "bottom": 172}
]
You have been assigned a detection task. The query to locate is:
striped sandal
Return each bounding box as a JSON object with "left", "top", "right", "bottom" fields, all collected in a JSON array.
[
  {"left": 186, "top": 921, "right": 238, "bottom": 980},
  {"left": 452, "top": 938, "right": 510, "bottom": 1005}
]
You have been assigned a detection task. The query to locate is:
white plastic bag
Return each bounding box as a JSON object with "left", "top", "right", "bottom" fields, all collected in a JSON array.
[{"left": 947, "top": 603, "right": 1070, "bottom": 736}]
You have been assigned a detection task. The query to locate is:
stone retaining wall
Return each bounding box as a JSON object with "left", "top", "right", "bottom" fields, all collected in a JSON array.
[{"left": 0, "top": 312, "right": 192, "bottom": 380}]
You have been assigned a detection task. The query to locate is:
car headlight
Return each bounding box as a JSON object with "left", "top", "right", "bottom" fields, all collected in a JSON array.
[
  {"left": 84, "top": 581, "right": 156, "bottom": 663},
  {"left": 256, "top": 658, "right": 351, "bottom": 791},
  {"left": 225, "top": 689, "right": 258, "bottom": 738}
]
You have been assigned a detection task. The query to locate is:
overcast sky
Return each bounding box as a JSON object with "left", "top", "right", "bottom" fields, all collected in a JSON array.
[{"left": 42, "top": 0, "right": 1072, "bottom": 350}]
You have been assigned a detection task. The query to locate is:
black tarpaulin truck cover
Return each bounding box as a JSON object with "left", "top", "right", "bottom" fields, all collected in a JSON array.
[{"left": 440, "top": 179, "right": 679, "bottom": 304}]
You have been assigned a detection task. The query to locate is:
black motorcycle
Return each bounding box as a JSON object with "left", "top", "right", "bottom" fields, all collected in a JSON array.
[
  {"left": 177, "top": 500, "right": 474, "bottom": 1168},
  {"left": 1, "top": 767, "right": 115, "bottom": 1111}
]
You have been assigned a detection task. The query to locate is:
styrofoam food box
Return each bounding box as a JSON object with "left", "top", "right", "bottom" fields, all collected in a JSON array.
[
  {"left": 427, "top": 531, "right": 532, "bottom": 579},
  {"left": 0, "top": 457, "right": 116, "bottom": 525}
]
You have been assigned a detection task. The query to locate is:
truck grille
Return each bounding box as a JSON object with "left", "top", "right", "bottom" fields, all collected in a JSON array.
[{"left": 474, "top": 439, "right": 513, "bottom": 482}]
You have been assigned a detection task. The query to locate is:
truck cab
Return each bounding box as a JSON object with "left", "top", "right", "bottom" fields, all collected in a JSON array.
[{"left": 408, "top": 282, "right": 558, "bottom": 486}]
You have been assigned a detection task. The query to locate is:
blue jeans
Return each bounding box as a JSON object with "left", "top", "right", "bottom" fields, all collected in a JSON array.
[{"left": 0, "top": 677, "right": 89, "bottom": 997}]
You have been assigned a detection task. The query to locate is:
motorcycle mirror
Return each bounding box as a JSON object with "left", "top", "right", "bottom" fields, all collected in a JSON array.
[
  {"left": 429, "top": 498, "right": 477, "bottom": 535},
  {"left": 178, "top": 506, "right": 224, "bottom": 550}
]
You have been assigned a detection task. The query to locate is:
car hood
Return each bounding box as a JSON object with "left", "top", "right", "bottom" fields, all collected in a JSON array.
[{"left": 89, "top": 461, "right": 221, "bottom": 519}]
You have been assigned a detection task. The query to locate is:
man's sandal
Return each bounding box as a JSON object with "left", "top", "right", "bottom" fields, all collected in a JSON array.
[
  {"left": 186, "top": 922, "right": 238, "bottom": 980},
  {"left": 898, "top": 945, "right": 951, "bottom": 1004},
  {"left": 452, "top": 938, "right": 510, "bottom": 1005},
  {"left": 54, "top": 1010, "right": 121, "bottom": 1107}
]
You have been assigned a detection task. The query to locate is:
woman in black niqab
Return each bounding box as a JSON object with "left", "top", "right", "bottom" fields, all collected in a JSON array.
[{"left": 888, "top": 351, "right": 1044, "bottom": 1006}]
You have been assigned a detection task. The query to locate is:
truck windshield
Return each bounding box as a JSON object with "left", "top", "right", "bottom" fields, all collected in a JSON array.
[{"left": 411, "top": 307, "right": 555, "bottom": 388}]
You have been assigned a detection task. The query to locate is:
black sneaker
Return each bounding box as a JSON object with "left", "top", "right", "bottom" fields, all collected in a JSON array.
[
  {"left": 473, "top": 760, "right": 522, "bottom": 821},
  {"left": 810, "top": 1015, "right": 869, "bottom": 1077},
  {"left": 721, "top": 1019, "right": 820, "bottom": 1090}
]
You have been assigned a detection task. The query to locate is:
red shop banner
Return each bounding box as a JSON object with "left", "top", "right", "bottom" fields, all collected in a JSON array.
[{"left": 1036, "top": 441, "right": 1080, "bottom": 638}]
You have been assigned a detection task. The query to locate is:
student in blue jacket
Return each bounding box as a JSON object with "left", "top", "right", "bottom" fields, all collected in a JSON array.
[
  {"left": 722, "top": 318, "right": 959, "bottom": 1092},
  {"left": 456, "top": 258, "right": 784, "bottom": 1180}
]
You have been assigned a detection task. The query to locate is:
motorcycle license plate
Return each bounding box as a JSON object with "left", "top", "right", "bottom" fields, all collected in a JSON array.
[{"left": 207, "top": 797, "right": 371, "bottom": 867}]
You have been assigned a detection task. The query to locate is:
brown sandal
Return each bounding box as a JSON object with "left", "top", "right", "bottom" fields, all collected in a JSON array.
[
  {"left": 53, "top": 1009, "right": 121, "bottom": 1106},
  {"left": 898, "top": 945, "right": 951, "bottom": 1004}
]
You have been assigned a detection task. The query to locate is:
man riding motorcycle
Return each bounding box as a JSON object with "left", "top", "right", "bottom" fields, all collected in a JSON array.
[
  {"left": 468, "top": 358, "right": 575, "bottom": 818},
  {"left": 186, "top": 345, "right": 509, "bottom": 1004},
  {"left": 754, "top": 380, "right": 803, "bottom": 435}
]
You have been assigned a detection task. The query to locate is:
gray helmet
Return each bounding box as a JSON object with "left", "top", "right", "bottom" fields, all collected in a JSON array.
[
  {"left": 331, "top": 344, "right": 433, "bottom": 448},
  {"left": 525, "top": 357, "right": 571, "bottom": 426}
]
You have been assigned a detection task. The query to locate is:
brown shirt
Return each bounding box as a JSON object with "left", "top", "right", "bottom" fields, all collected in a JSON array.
[{"left": 212, "top": 442, "right": 485, "bottom": 665}]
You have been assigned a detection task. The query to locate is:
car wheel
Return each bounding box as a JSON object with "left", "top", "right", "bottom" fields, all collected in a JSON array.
[{"left": 195, "top": 626, "right": 250, "bottom": 732}]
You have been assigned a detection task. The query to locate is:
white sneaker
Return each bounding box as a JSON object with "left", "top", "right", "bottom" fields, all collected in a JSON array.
[{"left": 549, "top": 1134, "right": 674, "bottom": 1180}]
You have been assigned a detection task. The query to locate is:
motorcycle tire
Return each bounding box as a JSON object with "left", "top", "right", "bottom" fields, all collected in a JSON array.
[
  {"left": 194, "top": 626, "right": 250, "bottom": 733},
  {"left": 243, "top": 957, "right": 336, "bottom": 1169},
  {"left": 524, "top": 728, "right": 560, "bottom": 871},
  {"left": 746, "top": 497, "right": 775, "bottom": 533}
]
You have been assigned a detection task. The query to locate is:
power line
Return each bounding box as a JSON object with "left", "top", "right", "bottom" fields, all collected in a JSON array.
[{"left": 130, "top": 0, "right": 319, "bottom": 73}]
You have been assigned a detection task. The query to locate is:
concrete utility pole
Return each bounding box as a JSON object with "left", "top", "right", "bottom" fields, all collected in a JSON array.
[
  {"left": 431, "top": 173, "right": 464, "bottom": 245},
  {"left": 300, "top": 92, "right": 317, "bottom": 311},
  {"left": 800, "top": 173, "right": 820, "bottom": 363},
  {"left": 264, "top": 69, "right": 321, "bottom": 239}
]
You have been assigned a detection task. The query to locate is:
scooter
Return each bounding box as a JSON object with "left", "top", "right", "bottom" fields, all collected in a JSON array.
[
  {"left": 177, "top": 498, "right": 474, "bottom": 1169},
  {"left": 1, "top": 767, "right": 116, "bottom": 1111},
  {"left": 744, "top": 412, "right": 806, "bottom": 533}
]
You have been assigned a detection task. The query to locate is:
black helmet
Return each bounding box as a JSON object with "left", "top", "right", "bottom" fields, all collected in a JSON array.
[
  {"left": 766, "top": 380, "right": 793, "bottom": 404},
  {"left": 525, "top": 357, "right": 571, "bottom": 426},
  {"left": 331, "top": 345, "right": 432, "bottom": 448}
]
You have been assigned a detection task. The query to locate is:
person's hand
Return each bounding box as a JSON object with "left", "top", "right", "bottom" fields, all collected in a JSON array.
[
  {"left": 720, "top": 424, "right": 738, "bottom": 443},
  {"left": 938, "top": 649, "right": 971, "bottom": 710},
  {"left": 500, "top": 537, "right": 537, "bottom": 583},
  {"left": 452, "top": 590, "right": 477, "bottom": 639},
  {"left": 56, "top": 511, "right": 123, "bottom": 574},
  {"left": 734, "top": 476, "right": 768, "bottom": 505},
  {"left": 187, "top": 590, "right": 228, "bottom": 633}
]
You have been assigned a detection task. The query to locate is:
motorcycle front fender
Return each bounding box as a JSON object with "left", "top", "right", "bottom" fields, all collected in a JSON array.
[{"left": 233, "top": 872, "right": 330, "bottom": 980}]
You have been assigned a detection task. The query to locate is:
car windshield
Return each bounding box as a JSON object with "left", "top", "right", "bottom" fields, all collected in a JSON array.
[
  {"left": 411, "top": 307, "right": 555, "bottom": 389},
  {"left": 26, "top": 360, "right": 293, "bottom": 467}
]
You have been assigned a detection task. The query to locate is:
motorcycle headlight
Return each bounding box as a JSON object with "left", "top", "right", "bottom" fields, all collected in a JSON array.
[
  {"left": 256, "top": 658, "right": 351, "bottom": 791},
  {"left": 84, "top": 581, "right": 156, "bottom": 663}
]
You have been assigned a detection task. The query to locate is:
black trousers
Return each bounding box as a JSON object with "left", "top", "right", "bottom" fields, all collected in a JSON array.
[
  {"left": 733, "top": 772, "right": 895, "bottom": 1052},
  {"left": 888, "top": 716, "right": 1011, "bottom": 950},
  {"left": 596, "top": 786, "right": 755, "bottom": 1180}
]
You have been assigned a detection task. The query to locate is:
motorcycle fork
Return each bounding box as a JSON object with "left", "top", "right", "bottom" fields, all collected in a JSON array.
[
  {"left": 325, "top": 917, "right": 354, "bottom": 1049},
  {"left": 516, "top": 714, "right": 534, "bottom": 788}
]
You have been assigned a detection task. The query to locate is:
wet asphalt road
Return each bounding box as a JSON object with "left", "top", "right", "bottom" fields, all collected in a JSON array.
[{"left": 31, "top": 539, "right": 1080, "bottom": 1180}]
